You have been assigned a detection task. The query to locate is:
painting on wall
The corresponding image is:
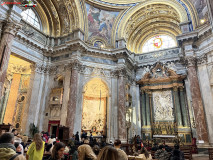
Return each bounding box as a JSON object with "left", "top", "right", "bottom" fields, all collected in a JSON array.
[
  {"left": 86, "top": 3, "right": 119, "bottom": 44},
  {"left": 153, "top": 90, "right": 174, "bottom": 121},
  {"left": 190, "top": 0, "right": 208, "bottom": 19}
]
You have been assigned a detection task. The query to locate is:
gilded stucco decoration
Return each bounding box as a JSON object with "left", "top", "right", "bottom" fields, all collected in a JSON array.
[
  {"left": 113, "top": 0, "right": 199, "bottom": 53},
  {"left": 34, "top": 0, "right": 83, "bottom": 36},
  {"left": 121, "top": 3, "right": 183, "bottom": 53}
]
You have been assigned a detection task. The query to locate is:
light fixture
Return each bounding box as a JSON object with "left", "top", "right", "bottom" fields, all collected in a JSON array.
[
  {"left": 200, "top": 19, "right": 206, "bottom": 24},
  {"left": 100, "top": 45, "right": 104, "bottom": 49}
]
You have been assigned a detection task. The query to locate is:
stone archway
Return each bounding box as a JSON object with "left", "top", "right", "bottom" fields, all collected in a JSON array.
[{"left": 81, "top": 78, "right": 109, "bottom": 136}]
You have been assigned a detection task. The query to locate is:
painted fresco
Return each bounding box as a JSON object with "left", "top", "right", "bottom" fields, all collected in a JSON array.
[
  {"left": 86, "top": 3, "right": 119, "bottom": 44},
  {"left": 191, "top": 0, "right": 208, "bottom": 19},
  {"left": 94, "top": 41, "right": 104, "bottom": 48}
]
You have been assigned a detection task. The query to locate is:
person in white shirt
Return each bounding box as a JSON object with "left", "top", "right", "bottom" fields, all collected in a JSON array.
[{"left": 48, "top": 134, "right": 56, "bottom": 145}]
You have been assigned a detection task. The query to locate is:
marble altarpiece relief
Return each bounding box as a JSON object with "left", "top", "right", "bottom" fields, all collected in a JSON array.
[
  {"left": 153, "top": 90, "right": 174, "bottom": 122},
  {"left": 82, "top": 78, "right": 108, "bottom": 136}
]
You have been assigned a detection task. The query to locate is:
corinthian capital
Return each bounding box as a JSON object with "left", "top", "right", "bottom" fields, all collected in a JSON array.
[
  {"left": 185, "top": 56, "right": 197, "bottom": 67},
  {"left": 70, "top": 59, "right": 82, "bottom": 71},
  {"left": 4, "top": 20, "right": 21, "bottom": 36},
  {"left": 197, "top": 54, "right": 207, "bottom": 65},
  {"left": 118, "top": 67, "right": 127, "bottom": 77}
]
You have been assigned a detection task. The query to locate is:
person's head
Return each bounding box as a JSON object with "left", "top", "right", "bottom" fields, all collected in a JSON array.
[
  {"left": 33, "top": 133, "right": 43, "bottom": 151},
  {"left": 174, "top": 144, "right": 180, "bottom": 150},
  {"left": 159, "top": 145, "right": 165, "bottom": 150},
  {"left": 93, "top": 145, "right": 100, "bottom": 155},
  {"left": 0, "top": 132, "right": 14, "bottom": 144},
  {"left": 51, "top": 142, "right": 65, "bottom": 159},
  {"left": 12, "top": 129, "right": 18, "bottom": 136},
  {"left": 97, "top": 146, "right": 118, "bottom": 160},
  {"left": 46, "top": 143, "right": 53, "bottom": 152},
  {"left": 14, "top": 142, "right": 22, "bottom": 152},
  {"left": 114, "top": 139, "right": 121, "bottom": 148},
  {"left": 140, "top": 147, "right": 149, "bottom": 158},
  {"left": 51, "top": 134, "right": 56, "bottom": 139},
  {"left": 22, "top": 136, "right": 28, "bottom": 144},
  {"left": 84, "top": 138, "right": 89, "bottom": 144}
]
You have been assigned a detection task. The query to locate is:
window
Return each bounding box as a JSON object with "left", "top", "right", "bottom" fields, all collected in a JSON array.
[
  {"left": 142, "top": 35, "right": 176, "bottom": 53},
  {"left": 21, "top": 9, "right": 41, "bottom": 30}
]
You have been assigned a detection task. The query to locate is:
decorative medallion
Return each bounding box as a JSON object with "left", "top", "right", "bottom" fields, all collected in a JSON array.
[{"left": 153, "top": 36, "right": 163, "bottom": 48}]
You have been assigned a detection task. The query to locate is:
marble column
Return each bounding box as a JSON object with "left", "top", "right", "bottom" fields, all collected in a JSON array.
[
  {"left": 24, "top": 64, "right": 45, "bottom": 135},
  {"left": 179, "top": 87, "right": 189, "bottom": 127},
  {"left": 173, "top": 87, "right": 183, "bottom": 126},
  {"left": 60, "top": 65, "right": 71, "bottom": 126},
  {"left": 117, "top": 69, "right": 127, "bottom": 141},
  {"left": 197, "top": 59, "right": 213, "bottom": 145},
  {"left": 186, "top": 57, "right": 208, "bottom": 143},
  {"left": 141, "top": 90, "right": 146, "bottom": 126},
  {"left": 145, "top": 91, "right": 151, "bottom": 126},
  {"left": 0, "top": 21, "right": 21, "bottom": 99},
  {"left": 66, "top": 62, "right": 79, "bottom": 137},
  {"left": 135, "top": 85, "right": 141, "bottom": 136},
  {"left": 111, "top": 77, "right": 118, "bottom": 140},
  {"left": 38, "top": 70, "right": 50, "bottom": 131}
]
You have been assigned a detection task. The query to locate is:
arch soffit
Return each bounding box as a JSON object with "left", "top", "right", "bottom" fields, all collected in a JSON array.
[
  {"left": 35, "top": 3, "right": 53, "bottom": 36},
  {"left": 116, "top": 0, "right": 196, "bottom": 39}
]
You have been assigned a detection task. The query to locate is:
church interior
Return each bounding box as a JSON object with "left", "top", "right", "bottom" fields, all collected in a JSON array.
[{"left": 0, "top": 0, "right": 213, "bottom": 155}]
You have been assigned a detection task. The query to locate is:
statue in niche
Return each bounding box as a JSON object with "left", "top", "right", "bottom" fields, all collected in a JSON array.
[{"left": 51, "top": 107, "right": 60, "bottom": 118}]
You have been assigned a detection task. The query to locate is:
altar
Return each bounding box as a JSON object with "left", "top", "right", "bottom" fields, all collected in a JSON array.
[{"left": 153, "top": 135, "right": 177, "bottom": 145}]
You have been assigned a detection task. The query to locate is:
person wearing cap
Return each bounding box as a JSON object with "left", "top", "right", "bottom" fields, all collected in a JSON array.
[{"left": 78, "top": 139, "right": 97, "bottom": 160}]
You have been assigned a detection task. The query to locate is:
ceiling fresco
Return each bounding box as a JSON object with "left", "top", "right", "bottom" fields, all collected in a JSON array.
[
  {"left": 85, "top": 3, "right": 119, "bottom": 45},
  {"left": 24, "top": 0, "right": 210, "bottom": 52}
]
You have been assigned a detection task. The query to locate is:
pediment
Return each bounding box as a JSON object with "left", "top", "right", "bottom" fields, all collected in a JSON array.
[{"left": 137, "top": 62, "right": 185, "bottom": 86}]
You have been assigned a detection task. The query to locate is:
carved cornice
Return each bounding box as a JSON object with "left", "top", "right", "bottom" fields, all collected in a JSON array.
[
  {"left": 31, "top": 64, "right": 53, "bottom": 74},
  {"left": 4, "top": 20, "right": 22, "bottom": 36}
]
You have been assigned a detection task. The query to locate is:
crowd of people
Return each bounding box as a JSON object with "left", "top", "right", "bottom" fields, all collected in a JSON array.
[{"left": 0, "top": 129, "right": 185, "bottom": 160}]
